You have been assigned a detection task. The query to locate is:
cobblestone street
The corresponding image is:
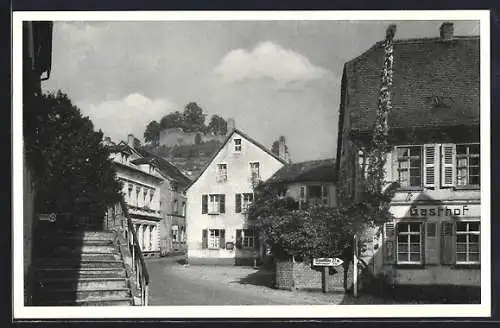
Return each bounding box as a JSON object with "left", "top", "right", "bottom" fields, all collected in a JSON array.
[{"left": 145, "top": 256, "right": 396, "bottom": 306}]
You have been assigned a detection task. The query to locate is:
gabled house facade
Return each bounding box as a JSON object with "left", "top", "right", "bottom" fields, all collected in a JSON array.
[
  {"left": 265, "top": 158, "right": 337, "bottom": 209},
  {"left": 185, "top": 126, "right": 287, "bottom": 265},
  {"left": 336, "top": 23, "right": 481, "bottom": 287},
  {"left": 107, "top": 135, "right": 164, "bottom": 256}
]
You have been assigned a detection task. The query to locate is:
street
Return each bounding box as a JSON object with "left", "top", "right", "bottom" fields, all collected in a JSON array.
[{"left": 145, "top": 256, "right": 394, "bottom": 306}]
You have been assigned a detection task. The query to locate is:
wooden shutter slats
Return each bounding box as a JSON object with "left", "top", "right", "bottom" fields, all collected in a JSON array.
[
  {"left": 384, "top": 222, "right": 396, "bottom": 264},
  {"left": 202, "top": 229, "right": 208, "bottom": 249},
  {"left": 440, "top": 221, "right": 455, "bottom": 265},
  {"left": 235, "top": 194, "right": 242, "bottom": 213},
  {"left": 219, "top": 194, "right": 225, "bottom": 213},
  {"left": 202, "top": 195, "right": 208, "bottom": 214},
  {"left": 425, "top": 222, "right": 439, "bottom": 264},
  {"left": 441, "top": 144, "right": 456, "bottom": 187},
  {"left": 423, "top": 144, "right": 436, "bottom": 187},
  {"left": 220, "top": 229, "right": 226, "bottom": 249}
]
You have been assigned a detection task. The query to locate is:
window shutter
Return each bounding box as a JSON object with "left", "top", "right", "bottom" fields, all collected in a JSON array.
[
  {"left": 425, "top": 222, "right": 439, "bottom": 264},
  {"left": 383, "top": 222, "right": 396, "bottom": 264},
  {"left": 441, "top": 144, "right": 456, "bottom": 187},
  {"left": 220, "top": 229, "right": 226, "bottom": 249},
  {"left": 440, "top": 221, "right": 455, "bottom": 265},
  {"left": 423, "top": 144, "right": 436, "bottom": 187},
  {"left": 202, "top": 229, "right": 208, "bottom": 249},
  {"left": 202, "top": 195, "right": 208, "bottom": 214},
  {"left": 254, "top": 229, "right": 260, "bottom": 250},
  {"left": 391, "top": 147, "right": 398, "bottom": 182},
  {"left": 219, "top": 194, "right": 226, "bottom": 213},
  {"left": 235, "top": 194, "right": 242, "bottom": 213}
]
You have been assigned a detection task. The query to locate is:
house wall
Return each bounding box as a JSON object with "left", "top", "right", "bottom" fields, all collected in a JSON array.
[
  {"left": 351, "top": 145, "right": 481, "bottom": 287},
  {"left": 159, "top": 178, "right": 187, "bottom": 255},
  {"left": 186, "top": 131, "right": 285, "bottom": 264},
  {"left": 111, "top": 149, "right": 164, "bottom": 256},
  {"left": 285, "top": 182, "right": 337, "bottom": 207}
]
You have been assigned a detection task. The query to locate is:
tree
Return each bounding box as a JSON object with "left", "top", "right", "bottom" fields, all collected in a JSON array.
[
  {"left": 247, "top": 182, "right": 353, "bottom": 262},
  {"left": 24, "top": 90, "right": 123, "bottom": 224},
  {"left": 144, "top": 120, "right": 161, "bottom": 145},
  {"left": 207, "top": 114, "right": 227, "bottom": 135},
  {"left": 160, "top": 111, "right": 183, "bottom": 130},
  {"left": 182, "top": 102, "right": 206, "bottom": 132}
]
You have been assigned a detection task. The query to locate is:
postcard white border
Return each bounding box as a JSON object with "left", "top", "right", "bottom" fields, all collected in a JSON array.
[{"left": 12, "top": 10, "right": 491, "bottom": 319}]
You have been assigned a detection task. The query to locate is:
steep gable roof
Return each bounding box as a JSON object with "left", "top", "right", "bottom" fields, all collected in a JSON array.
[
  {"left": 343, "top": 35, "right": 479, "bottom": 132},
  {"left": 136, "top": 148, "right": 191, "bottom": 186},
  {"left": 266, "top": 158, "right": 336, "bottom": 185},
  {"left": 184, "top": 128, "right": 287, "bottom": 192}
]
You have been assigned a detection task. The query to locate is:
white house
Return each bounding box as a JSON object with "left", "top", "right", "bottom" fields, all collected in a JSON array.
[
  {"left": 107, "top": 135, "right": 164, "bottom": 256},
  {"left": 185, "top": 124, "right": 287, "bottom": 265}
]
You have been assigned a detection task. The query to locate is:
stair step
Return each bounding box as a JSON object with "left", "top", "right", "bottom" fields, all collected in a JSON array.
[
  {"left": 39, "top": 277, "right": 128, "bottom": 290},
  {"left": 36, "top": 268, "right": 127, "bottom": 279},
  {"left": 47, "top": 252, "right": 122, "bottom": 261},
  {"left": 37, "top": 259, "right": 125, "bottom": 269},
  {"left": 40, "top": 231, "right": 116, "bottom": 240},
  {"left": 40, "top": 296, "right": 134, "bottom": 306},
  {"left": 37, "top": 287, "right": 131, "bottom": 300}
]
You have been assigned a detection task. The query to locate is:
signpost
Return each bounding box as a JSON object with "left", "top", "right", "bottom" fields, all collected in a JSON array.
[{"left": 313, "top": 257, "right": 344, "bottom": 293}]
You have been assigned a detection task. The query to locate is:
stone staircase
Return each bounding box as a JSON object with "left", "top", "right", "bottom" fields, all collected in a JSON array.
[{"left": 33, "top": 230, "right": 135, "bottom": 306}]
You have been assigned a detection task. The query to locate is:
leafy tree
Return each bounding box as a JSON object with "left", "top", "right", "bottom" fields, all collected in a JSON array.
[
  {"left": 182, "top": 102, "right": 206, "bottom": 132},
  {"left": 24, "top": 90, "right": 123, "bottom": 224},
  {"left": 160, "top": 111, "right": 183, "bottom": 130},
  {"left": 144, "top": 120, "right": 161, "bottom": 145},
  {"left": 207, "top": 114, "right": 227, "bottom": 135}
]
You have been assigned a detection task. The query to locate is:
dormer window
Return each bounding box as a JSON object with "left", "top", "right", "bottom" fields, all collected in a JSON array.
[{"left": 234, "top": 138, "right": 242, "bottom": 152}]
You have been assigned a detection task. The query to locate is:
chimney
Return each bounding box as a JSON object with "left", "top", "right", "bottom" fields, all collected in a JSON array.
[
  {"left": 440, "top": 22, "right": 454, "bottom": 40},
  {"left": 127, "top": 134, "right": 135, "bottom": 147},
  {"left": 227, "top": 118, "right": 236, "bottom": 135},
  {"left": 278, "top": 136, "right": 289, "bottom": 163}
]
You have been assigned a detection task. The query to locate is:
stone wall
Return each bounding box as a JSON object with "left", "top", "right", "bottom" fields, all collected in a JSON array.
[{"left": 275, "top": 260, "right": 354, "bottom": 292}]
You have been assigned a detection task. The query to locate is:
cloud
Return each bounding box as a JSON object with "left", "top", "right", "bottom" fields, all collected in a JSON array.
[
  {"left": 214, "top": 41, "right": 329, "bottom": 84},
  {"left": 78, "top": 93, "right": 177, "bottom": 143}
]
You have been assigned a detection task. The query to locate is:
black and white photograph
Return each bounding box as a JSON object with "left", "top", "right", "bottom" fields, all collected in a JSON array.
[{"left": 12, "top": 10, "right": 491, "bottom": 319}]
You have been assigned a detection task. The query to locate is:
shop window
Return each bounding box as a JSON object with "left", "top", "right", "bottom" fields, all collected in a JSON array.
[{"left": 396, "top": 222, "right": 423, "bottom": 264}]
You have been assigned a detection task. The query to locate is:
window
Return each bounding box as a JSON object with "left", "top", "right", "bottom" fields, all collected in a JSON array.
[
  {"left": 456, "top": 144, "right": 480, "bottom": 186},
  {"left": 305, "top": 184, "right": 329, "bottom": 206},
  {"left": 396, "top": 222, "right": 422, "bottom": 264},
  {"left": 202, "top": 194, "right": 226, "bottom": 214},
  {"left": 181, "top": 201, "right": 186, "bottom": 216},
  {"left": 236, "top": 193, "right": 254, "bottom": 213},
  {"left": 234, "top": 138, "right": 242, "bottom": 152},
  {"left": 242, "top": 229, "right": 255, "bottom": 248},
  {"left": 299, "top": 186, "right": 306, "bottom": 199},
  {"left": 173, "top": 199, "right": 178, "bottom": 214},
  {"left": 250, "top": 162, "right": 260, "bottom": 182},
  {"left": 216, "top": 163, "right": 228, "bottom": 183},
  {"left": 396, "top": 146, "right": 422, "bottom": 188},
  {"left": 456, "top": 221, "right": 480, "bottom": 264},
  {"left": 208, "top": 229, "right": 224, "bottom": 249}
]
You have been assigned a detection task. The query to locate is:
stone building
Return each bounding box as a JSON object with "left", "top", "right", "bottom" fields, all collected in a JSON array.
[{"left": 336, "top": 22, "right": 481, "bottom": 288}]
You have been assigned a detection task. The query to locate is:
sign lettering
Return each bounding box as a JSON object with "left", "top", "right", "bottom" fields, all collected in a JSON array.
[
  {"left": 409, "top": 205, "right": 470, "bottom": 217},
  {"left": 313, "top": 258, "right": 344, "bottom": 267}
]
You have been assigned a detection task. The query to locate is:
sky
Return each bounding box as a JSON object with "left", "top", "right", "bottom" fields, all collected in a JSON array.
[{"left": 42, "top": 19, "right": 479, "bottom": 162}]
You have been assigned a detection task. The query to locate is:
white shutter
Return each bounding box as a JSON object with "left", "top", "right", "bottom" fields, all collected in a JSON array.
[
  {"left": 423, "top": 144, "right": 436, "bottom": 187},
  {"left": 441, "top": 144, "right": 456, "bottom": 187}
]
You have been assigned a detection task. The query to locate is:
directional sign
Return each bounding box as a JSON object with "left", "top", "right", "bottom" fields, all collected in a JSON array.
[
  {"left": 38, "top": 213, "right": 57, "bottom": 223},
  {"left": 313, "top": 257, "right": 344, "bottom": 267}
]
